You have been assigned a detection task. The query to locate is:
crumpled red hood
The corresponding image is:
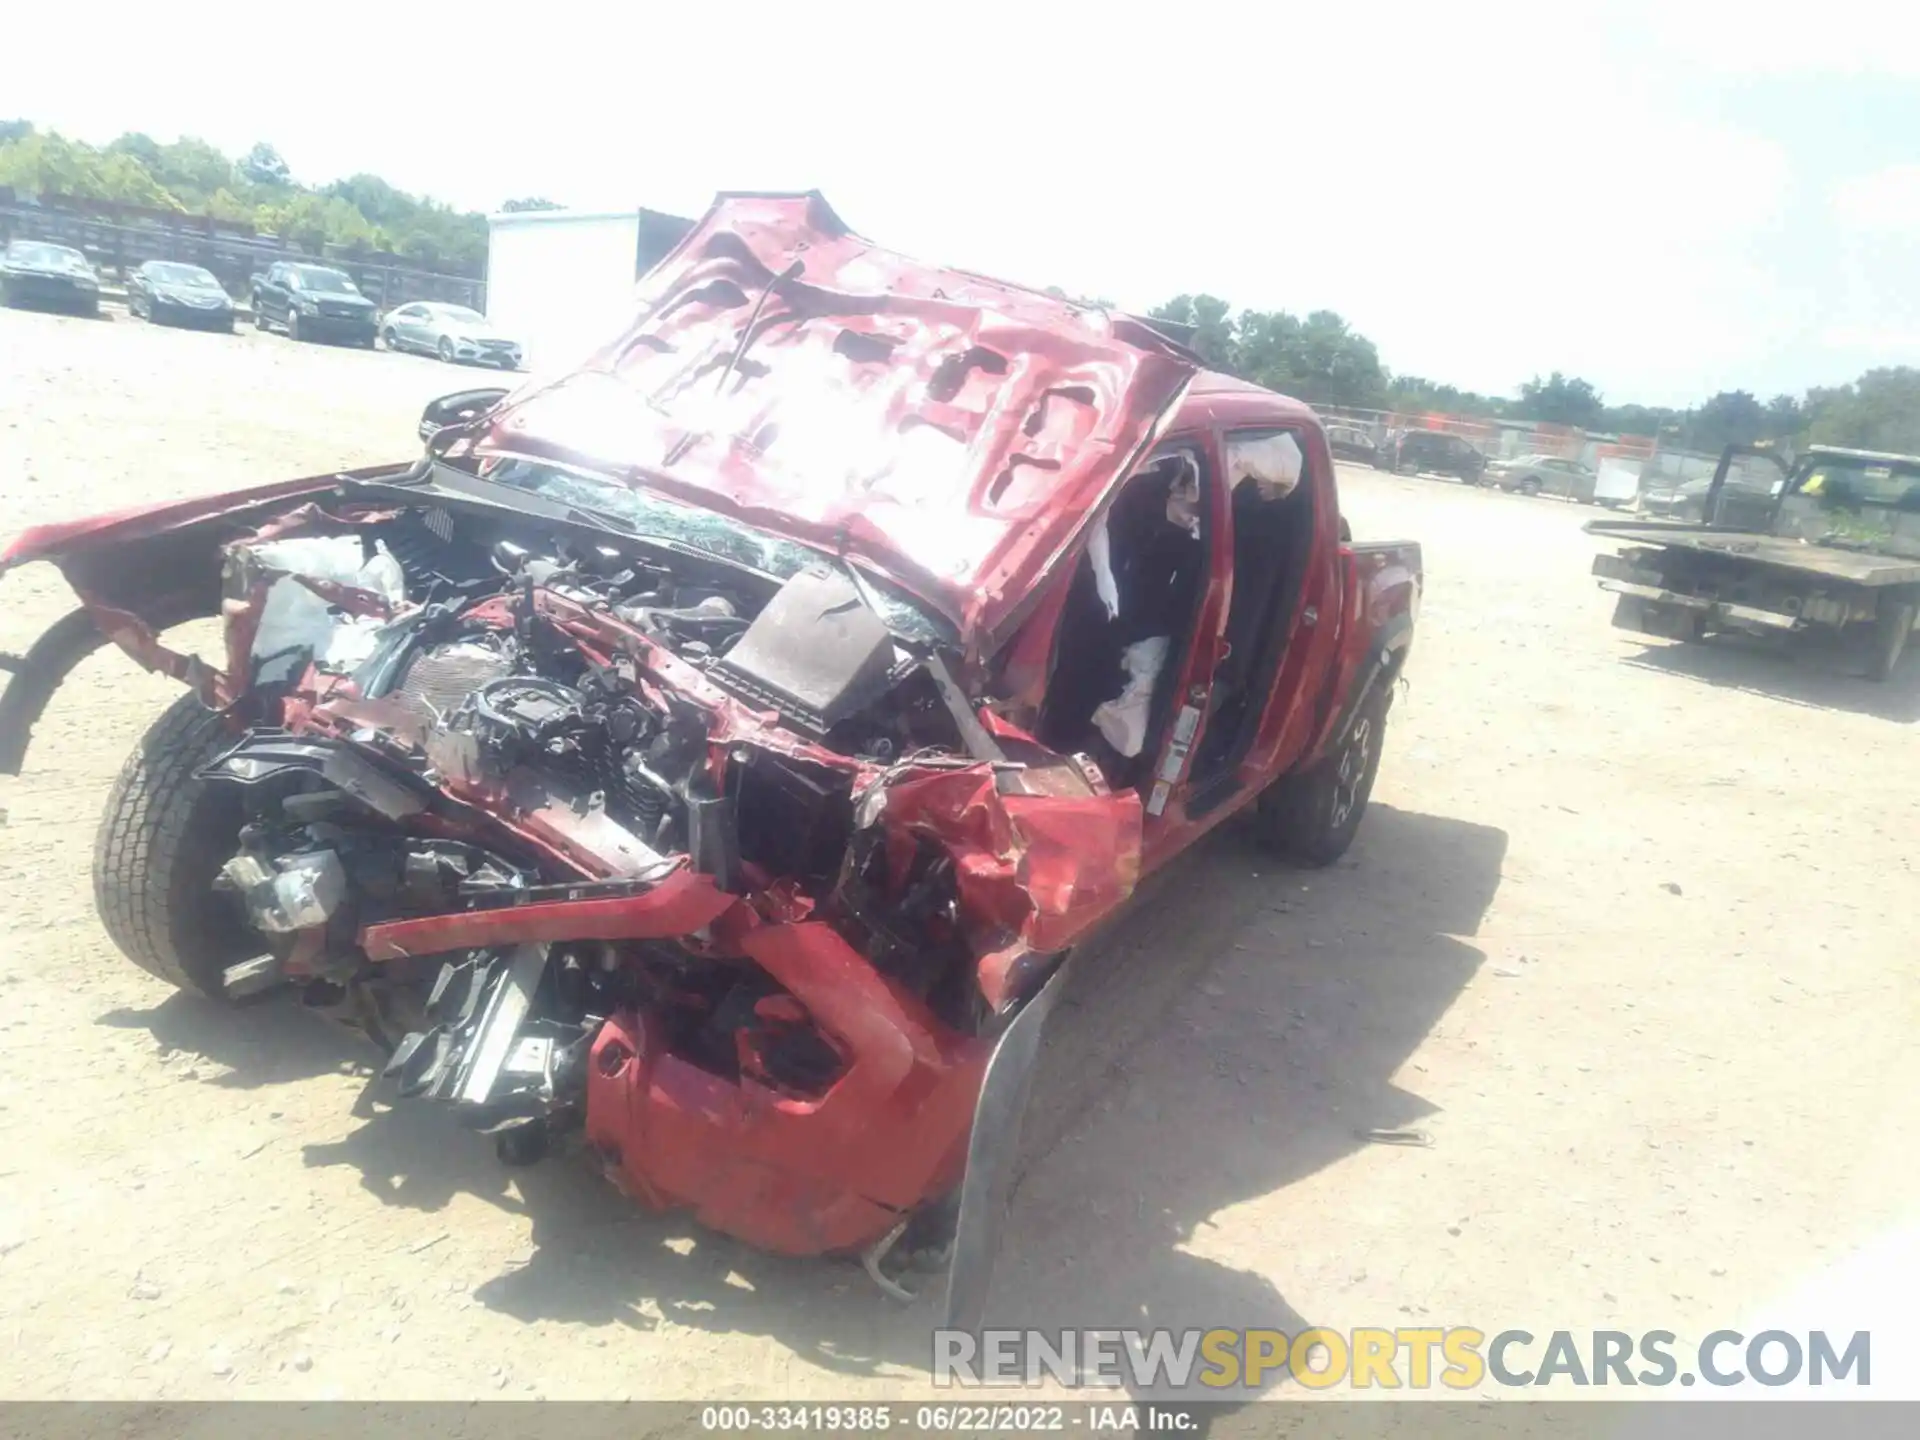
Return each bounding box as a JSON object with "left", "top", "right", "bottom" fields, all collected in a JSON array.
[{"left": 474, "top": 192, "right": 1196, "bottom": 653}]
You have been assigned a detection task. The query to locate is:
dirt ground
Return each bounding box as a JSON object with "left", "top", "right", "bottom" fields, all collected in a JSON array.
[{"left": 0, "top": 304, "right": 1915, "bottom": 1403}]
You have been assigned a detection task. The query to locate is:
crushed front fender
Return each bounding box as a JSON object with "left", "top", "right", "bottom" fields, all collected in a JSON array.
[{"left": 0, "top": 464, "right": 419, "bottom": 774}]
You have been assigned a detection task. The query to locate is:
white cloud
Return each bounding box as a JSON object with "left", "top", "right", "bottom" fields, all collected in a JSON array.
[
  {"left": 1833, "top": 166, "right": 1920, "bottom": 234},
  {"left": 1629, "top": 1, "right": 1920, "bottom": 76},
  {"left": 1819, "top": 324, "right": 1920, "bottom": 350},
  {"left": 0, "top": 0, "right": 1885, "bottom": 402}
]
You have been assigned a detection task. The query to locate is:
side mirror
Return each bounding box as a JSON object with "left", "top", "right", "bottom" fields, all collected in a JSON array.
[{"left": 419, "top": 387, "right": 510, "bottom": 444}]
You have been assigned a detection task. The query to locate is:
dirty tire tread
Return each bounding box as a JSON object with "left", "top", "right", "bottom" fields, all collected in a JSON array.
[
  {"left": 92, "top": 693, "right": 251, "bottom": 997},
  {"left": 1254, "top": 688, "right": 1390, "bottom": 867}
]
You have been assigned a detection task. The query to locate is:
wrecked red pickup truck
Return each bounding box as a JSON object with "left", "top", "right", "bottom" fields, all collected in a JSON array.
[{"left": 0, "top": 193, "right": 1420, "bottom": 1327}]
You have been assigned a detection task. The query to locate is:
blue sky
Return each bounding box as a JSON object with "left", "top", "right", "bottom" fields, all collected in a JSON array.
[{"left": 8, "top": 0, "right": 1917, "bottom": 408}]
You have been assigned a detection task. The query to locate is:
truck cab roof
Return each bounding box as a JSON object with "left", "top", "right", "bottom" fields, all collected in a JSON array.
[{"left": 1174, "top": 371, "right": 1322, "bottom": 431}]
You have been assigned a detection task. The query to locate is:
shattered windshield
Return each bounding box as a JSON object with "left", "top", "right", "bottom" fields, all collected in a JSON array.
[{"left": 468, "top": 457, "right": 957, "bottom": 647}]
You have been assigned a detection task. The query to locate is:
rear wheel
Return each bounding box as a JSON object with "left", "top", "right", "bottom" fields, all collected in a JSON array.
[
  {"left": 438, "top": 336, "right": 455, "bottom": 363},
  {"left": 1253, "top": 686, "right": 1390, "bottom": 866},
  {"left": 1518, "top": 476, "right": 1542, "bottom": 496},
  {"left": 93, "top": 693, "right": 256, "bottom": 998},
  {"left": 1867, "top": 599, "right": 1915, "bottom": 682},
  {"left": 287, "top": 309, "right": 303, "bottom": 342}
]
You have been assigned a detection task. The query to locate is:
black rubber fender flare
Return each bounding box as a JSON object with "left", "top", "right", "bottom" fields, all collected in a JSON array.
[
  {"left": 943, "top": 951, "right": 1077, "bottom": 1334},
  {"left": 0, "top": 608, "right": 111, "bottom": 776},
  {"left": 0, "top": 587, "right": 217, "bottom": 776},
  {"left": 1323, "top": 611, "right": 1414, "bottom": 761}
]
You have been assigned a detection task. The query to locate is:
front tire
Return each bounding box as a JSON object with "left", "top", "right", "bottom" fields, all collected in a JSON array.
[
  {"left": 1519, "top": 477, "right": 1541, "bottom": 496},
  {"left": 93, "top": 694, "right": 256, "bottom": 998},
  {"left": 1253, "top": 686, "right": 1390, "bottom": 866},
  {"left": 382, "top": 326, "right": 400, "bottom": 352},
  {"left": 438, "top": 336, "right": 455, "bottom": 363},
  {"left": 287, "top": 309, "right": 303, "bottom": 342}
]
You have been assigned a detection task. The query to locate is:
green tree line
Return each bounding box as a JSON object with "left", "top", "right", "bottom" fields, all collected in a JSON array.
[
  {"left": 1145, "top": 294, "right": 1920, "bottom": 455},
  {"left": 0, "top": 122, "right": 493, "bottom": 274},
  {"left": 4, "top": 119, "right": 1912, "bottom": 454}
]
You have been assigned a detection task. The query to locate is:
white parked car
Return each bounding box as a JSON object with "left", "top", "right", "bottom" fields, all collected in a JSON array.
[{"left": 380, "top": 302, "right": 524, "bottom": 369}]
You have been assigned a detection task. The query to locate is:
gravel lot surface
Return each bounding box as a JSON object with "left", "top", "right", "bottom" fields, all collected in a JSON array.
[{"left": 1, "top": 304, "right": 1914, "bottom": 1402}]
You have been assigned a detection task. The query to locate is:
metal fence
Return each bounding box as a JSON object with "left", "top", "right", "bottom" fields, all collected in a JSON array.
[
  {"left": 0, "top": 197, "right": 485, "bottom": 313},
  {"left": 1310, "top": 403, "right": 1795, "bottom": 502},
  {"left": 1313, "top": 404, "right": 1657, "bottom": 466}
]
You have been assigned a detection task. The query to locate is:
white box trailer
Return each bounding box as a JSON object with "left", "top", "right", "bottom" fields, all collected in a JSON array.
[
  {"left": 483, "top": 207, "right": 695, "bottom": 376},
  {"left": 1593, "top": 457, "right": 1642, "bottom": 509}
]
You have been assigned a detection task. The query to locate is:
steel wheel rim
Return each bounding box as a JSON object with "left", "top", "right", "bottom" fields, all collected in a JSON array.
[{"left": 1331, "top": 717, "right": 1373, "bottom": 831}]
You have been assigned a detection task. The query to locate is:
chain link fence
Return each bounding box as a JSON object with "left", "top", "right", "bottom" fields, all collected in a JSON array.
[{"left": 1308, "top": 402, "right": 1782, "bottom": 512}]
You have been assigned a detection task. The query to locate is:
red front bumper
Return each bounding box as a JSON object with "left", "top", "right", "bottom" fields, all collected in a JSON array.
[{"left": 584, "top": 921, "right": 988, "bottom": 1255}]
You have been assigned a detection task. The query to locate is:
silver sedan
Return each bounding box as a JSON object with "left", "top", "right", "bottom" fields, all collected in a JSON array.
[
  {"left": 1487, "top": 453, "right": 1597, "bottom": 501},
  {"left": 380, "top": 302, "right": 524, "bottom": 369}
]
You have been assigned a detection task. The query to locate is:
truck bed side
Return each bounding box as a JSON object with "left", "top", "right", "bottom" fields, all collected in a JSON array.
[{"left": 1310, "top": 538, "right": 1422, "bottom": 764}]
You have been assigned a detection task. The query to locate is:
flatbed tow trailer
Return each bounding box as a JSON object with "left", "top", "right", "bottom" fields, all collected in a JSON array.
[{"left": 1587, "top": 443, "right": 1920, "bottom": 681}]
